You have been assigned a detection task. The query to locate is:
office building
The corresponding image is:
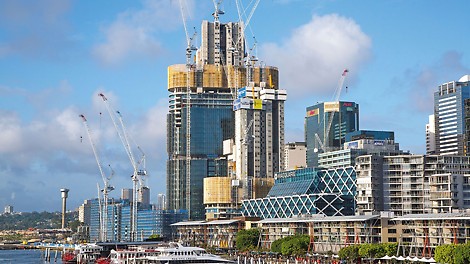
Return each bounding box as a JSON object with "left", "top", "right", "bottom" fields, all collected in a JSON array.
[
  {"left": 305, "top": 101, "right": 359, "bottom": 167},
  {"left": 433, "top": 75, "right": 470, "bottom": 155},
  {"left": 84, "top": 197, "right": 188, "bottom": 242},
  {"left": 283, "top": 142, "right": 307, "bottom": 171},
  {"left": 318, "top": 130, "right": 401, "bottom": 169}
]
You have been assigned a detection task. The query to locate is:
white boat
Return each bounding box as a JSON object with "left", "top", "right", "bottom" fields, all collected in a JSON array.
[
  {"left": 109, "top": 242, "right": 235, "bottom": 264},
  {"left": 75, "top": 243, "right": 105, "bottom": 264}
]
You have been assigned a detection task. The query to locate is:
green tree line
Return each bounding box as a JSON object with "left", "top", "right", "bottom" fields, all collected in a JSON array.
[{"left": 0, "top": 211, "right": 78, "bottom": 230}]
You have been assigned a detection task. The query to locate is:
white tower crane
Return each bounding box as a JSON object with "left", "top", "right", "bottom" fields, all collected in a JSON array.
[
  {"left": 314, "top": 68, "right": 349, "bottom": 153},
  {"left": 79, "top": 114, "right": 115, "bottom": 242},
  {"left": 241, "top": 118, "right": 254, "bottom": 199},
  {"left": 178, "top": 0, "right": 197, "bottom": 219},
  {"left": 98, "top": 93, "right": 146, "bottom": 241}
]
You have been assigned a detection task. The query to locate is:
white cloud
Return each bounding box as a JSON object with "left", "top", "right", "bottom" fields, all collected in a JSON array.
[
  {"left": 93, "top": 0, "right": 194, "bottom": 65},
  {"left": 260, "top": 14, "right": 372, "bottom": 100}
]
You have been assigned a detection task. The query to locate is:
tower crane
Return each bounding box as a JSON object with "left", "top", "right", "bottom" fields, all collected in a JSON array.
[
  {"left": 79, "top": 114, "right": 115, "bottom": 242},
  {"left": 314, "top": 69, "right": 349, "bottom": 153},
  {"left": 98, "top": 93, "right": 146, "bottom": 241},
  {"left": 178, "top": 0, "right": 197, "bottom": 219},
  {"left": 241, "top": 118, "right": 254, "bottom": 199}
]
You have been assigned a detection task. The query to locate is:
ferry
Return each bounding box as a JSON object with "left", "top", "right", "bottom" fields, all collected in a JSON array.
[{"left": 109, "top": 242, "right": 235, "bottom": 264}]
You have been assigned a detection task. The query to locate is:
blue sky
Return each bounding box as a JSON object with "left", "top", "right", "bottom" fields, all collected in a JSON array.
[{"left": 0, "top": 0, "right": 469, "bottom": 213}]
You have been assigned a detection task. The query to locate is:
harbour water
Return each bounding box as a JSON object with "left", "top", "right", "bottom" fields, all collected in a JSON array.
[{"left": 0, "top": 249, "right": 63, "bottom": 264}]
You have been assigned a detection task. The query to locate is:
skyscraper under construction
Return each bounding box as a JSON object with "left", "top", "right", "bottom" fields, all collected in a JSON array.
[{"left": 167, "top": 10, "right": 285, "bottom": 220}]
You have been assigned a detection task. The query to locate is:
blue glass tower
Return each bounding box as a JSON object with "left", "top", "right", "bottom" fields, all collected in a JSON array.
[{"left": 305, "top": 101, "right": 359, "bottom": 167}]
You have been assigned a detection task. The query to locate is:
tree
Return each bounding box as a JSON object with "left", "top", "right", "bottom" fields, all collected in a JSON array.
[
  {"left": 338, "top": 245, "right": 360, "bottom": 263},
  {"left": 271, "top": 237, "right": 289, "bottom": 253},
  {"left": 434, "top": 244, "right": 456, "bottom": 264},
  {"left": 280, "top": 235, "right": 309, "bottom": 256},
  {"left": 358, "top": 243, "right": 386, "bottom": 260},
  {"left": 236, "top": 228, "right": 260, "bottom": 252}
]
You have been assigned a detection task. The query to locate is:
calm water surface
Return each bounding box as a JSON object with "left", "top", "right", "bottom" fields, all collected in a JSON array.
[{"left": 0, "top": 249, "right": 63, "bottom": 264}]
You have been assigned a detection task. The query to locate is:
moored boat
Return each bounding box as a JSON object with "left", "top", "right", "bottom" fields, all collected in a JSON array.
[{"left": 109, "top": 242, "right": 235, "bottom": 264}]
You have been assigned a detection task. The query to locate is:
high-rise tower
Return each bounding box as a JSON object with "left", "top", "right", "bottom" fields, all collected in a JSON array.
[
  {"left": 167, "top": 16, "right": 246, "bottom": 220},
  {"left": 233, "top": 81, "right": 286, "bottom": 201},
  {"left": 305, "top": 101, "right": 359, "bottom": 167},
  {"left": 433, "top": 75, "right": 470, "bottom": 156},
  {"left": 167, "top": 3, "right": 283, "bottom": 219}
]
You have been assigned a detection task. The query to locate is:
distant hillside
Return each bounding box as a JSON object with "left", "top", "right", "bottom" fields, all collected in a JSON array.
[{"left": 0, "top": 211, "right": 78, "bottom": 230}]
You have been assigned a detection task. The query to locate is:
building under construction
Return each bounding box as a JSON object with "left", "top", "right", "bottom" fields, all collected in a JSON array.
[{"left": 167, "top": 8, "right": 285, "bottom": 220}]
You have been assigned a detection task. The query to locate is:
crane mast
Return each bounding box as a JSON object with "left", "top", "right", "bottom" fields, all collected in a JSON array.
[
  {"left": 80, "top": 114, "right": 114, "bottom": 242},
  {"left": 98, "top": 93, "right": 144, "bottom": 241},
  {"left": 179, "top": 0, "right": 197, "bottom": 219},
  {"left": 314, "top": 69, "right": 349, "bottom": 152}
]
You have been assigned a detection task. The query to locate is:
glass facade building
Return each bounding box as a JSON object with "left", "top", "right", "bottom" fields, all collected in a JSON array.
[
  {"left": 241, "top": 167, "right": 356, "bottom": 218},
  {"left": 305, "top": 101, "right": 359, "bottom": 167},
  {"left": 87, "top": 198, "right": 188, "bottom": 242},
  {"left": 434, "top": 75, "right": 470, "bottom": 155},
  {"left": 167, "top": 91, "right": 234, "bottom": 220}
]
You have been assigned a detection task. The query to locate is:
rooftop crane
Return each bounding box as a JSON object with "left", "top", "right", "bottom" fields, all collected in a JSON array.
[
  {"left": 178, "top": 0, "right": 197, "bottom": 219},
  {"left": 79, "top": 114, "right": 115, "bottom": 242},
  {"left": 314, "top": 69, "right": 349, "bottom": 153},
  {"left": 98, "top": 93, "right": 146, "bottom": 241}
]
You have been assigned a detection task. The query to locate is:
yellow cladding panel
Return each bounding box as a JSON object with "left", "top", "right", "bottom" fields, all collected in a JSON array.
[
  {"left": 253, "top": 99, "right": 263, "bottom": 109},
  {"left": 168, "top": 64, "right": 278, "bottom": 90},
  {"left": 324, "top": 102, "right": 340, "bottom": 112},
  {"left": 203, "top": 177, "right": 232, "bottom": 204}
]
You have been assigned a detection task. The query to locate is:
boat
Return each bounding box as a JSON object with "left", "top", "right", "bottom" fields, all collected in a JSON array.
[
  {"left": 62, "top": 243, "right": 107, "bottom": 264},
  {"left": 75, "top": 243, "right": 105, "bottom": 264},
  {"left": 109, "top": 242, "right": 235, "bottom": 264}
]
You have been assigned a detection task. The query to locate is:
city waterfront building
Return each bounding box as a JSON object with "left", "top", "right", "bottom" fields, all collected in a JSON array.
[
  {"left": 433, "top": 75, "right": 470, "bottom": 155},
  {"left": 172, "top": 211, "right": 470, "bottom": 256},
  {"left": 355, "top": 154, "right": 470, "bottom": 216},
  {"left": 241, "top": 167, "right": 356, "bottom": 219},
  {"left": 166, "top": 17, "right": 244, "bottom": 220},
  {"left": 305, "top": 101, "right": 359, "bottom": 167},
  {"left": 167, "top": 12, "right": 283, "bottom": 220},
  {"left": 84, "top": 197, "right": 188, "bottom": 242},
  {"left": 283, "top": 142, "right": 307, "bottom": 171},
  {"left": 318, "top": 130, "right": 401, "bottom": 169}
]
